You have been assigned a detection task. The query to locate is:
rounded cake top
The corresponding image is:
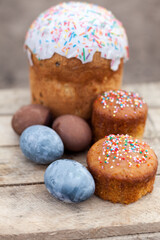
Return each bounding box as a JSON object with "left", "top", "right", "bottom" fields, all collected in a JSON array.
[
  {"left": 87, "top": 135, "right": 158, "bottom": 181},
  {"left": 94, "top": 89, "right": 147, "bottom": 118},
  {"left": 24, "top": 1, "right": 129, "bottom": 71}
]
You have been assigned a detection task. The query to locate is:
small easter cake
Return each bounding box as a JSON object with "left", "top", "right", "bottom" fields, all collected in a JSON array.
[
  {"left": 87, "top": 134, "right": 158, "bottom": 204},
  {"left": 92, "top": 89, "right": 148, "bottom": 141},
  {"left": 24, "top": 2, "right": 129, "bottom": 119}
]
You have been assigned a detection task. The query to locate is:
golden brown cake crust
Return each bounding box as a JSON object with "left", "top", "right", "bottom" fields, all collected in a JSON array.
[
  {"left": 87, "top": 135, "right": 158, "bottom": 204},
  {"left": 29, "top": 51, "right": 123, "bottom": 119},
  {"left": 92, "top": 90, "right": 148, "bottom": 140},
  {"left": 93, "top": 175, "right": 155, "bottom": 204}
]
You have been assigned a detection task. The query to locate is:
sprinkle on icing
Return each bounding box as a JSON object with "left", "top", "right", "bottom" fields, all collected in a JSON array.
[
  {"left": 24, "top": 1, "right": 129, "bottom": 71},
  {"left": 98, "top": 134, "right": 150, "bottom": 169},
  {"left": 99, "top": 90, "right": 145, "bottom": 116}
]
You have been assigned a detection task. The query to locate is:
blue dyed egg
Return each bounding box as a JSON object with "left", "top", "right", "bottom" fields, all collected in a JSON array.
[
  {"left": 44, "top": 159, "right": 95, "bottom": 203},
  {"left": 20, "top": 125, "right": 64, "bottom": 164}
]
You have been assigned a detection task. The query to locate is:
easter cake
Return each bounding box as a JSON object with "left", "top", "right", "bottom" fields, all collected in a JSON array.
[
  {"left": 24, "top": 2, "right": 129, "bottom": 119},
  {"left": 92, "top": 90, "right": 148, "bottom": 141},
  {"left": 87, "top": 134, "right": 158, "bottom": 204}
]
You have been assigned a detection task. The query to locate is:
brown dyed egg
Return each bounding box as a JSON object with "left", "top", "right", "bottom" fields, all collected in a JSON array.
[
  {"left": 52, "top": 115, "right": 92, "bottom": 152},
  {"left": 12, "top": 104, "right": 53, "bottom": 135}
]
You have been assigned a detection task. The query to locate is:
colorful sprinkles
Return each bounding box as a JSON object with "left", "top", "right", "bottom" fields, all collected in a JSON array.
[
  {"left": 99, "top": 90, "right": 145, "bottom": 116},
  {"left": 98, "top": 134, "right": 151, "bottom": 169},
  {"left": 25, "top": 2, "right": 129, "bottom": 71}
]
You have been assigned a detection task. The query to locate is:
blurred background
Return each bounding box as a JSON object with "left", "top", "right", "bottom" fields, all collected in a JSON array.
[{"left": 0, "top": 0, "right": 160, "bottom": 88}]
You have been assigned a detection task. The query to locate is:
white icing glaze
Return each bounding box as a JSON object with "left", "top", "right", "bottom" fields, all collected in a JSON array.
[
  {"left": 25, "top": 1, "right": 129, "bottom": 71},
  {"left": 26, "top": 49, "right": 33, "bottom": 66}
]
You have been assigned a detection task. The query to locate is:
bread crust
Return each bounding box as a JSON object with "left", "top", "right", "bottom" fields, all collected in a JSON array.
[{"left": 29, "top": 51, "right": 123, "bottom": 119}]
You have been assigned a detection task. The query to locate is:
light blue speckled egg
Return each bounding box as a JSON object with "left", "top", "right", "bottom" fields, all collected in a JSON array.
[
  {"left": 20, "top": 125, "right": 64, "bottom": 164},
  {"left": 44, "top": 159, "right": 95, "bottom": 203}
]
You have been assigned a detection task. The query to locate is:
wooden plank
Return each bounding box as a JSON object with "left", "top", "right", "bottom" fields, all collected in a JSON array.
[
  {"left": 0, "top": 111, "right": 159, "bottom": 186},
  {"left": 0, "top": 83, "right": 160, "bottom": 116},
  {"left": 0, "top": 84, "right": 160, "bottom": 240},
  {"left": 134, "top": 82, "right": 160, "bottom": 108},
  {"left": 0, "top": 146, "right": 87, "bottom": 186},
  {"left": 90, "top": 232, "right": 160, "bottom": 240},
  {"left": 0, "top": 88, "right": 30, "bottom": 115},
  {"left": 0, "top": 146, "right": 46, "bottom": 186},
  {"left": 143, "top": 109, "right": 157, "bottom": 139},
  {"left": 149, "top": 108, "right": 160, "bottom": 137},
  {"left": 124, "top": 82, "right": 160, "bottom": 107},
  {"left": 0, "top": 176, "right": 160, "bottom": 239},
  {"left": 0, "top": 138, "right": 159, "bottom": 186},
  {"left": 0, "top": 107, "right": 158, "bottom": 147},
  {"left": 0, "top": 116, "right": 19, "bottom": 146}
]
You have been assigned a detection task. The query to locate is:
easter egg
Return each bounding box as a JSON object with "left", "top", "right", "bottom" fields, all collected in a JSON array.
[
  {"left": 52, "top": 115, "right": 92, "bottom": 152},
  {"left": 20, "top": 125, "right": 64, "bottom": 164},
  {"left": 12, "top": 104, "right": 53, "bottom": 135},
  {"left": 44, "top": 159, "right": 95, "bottom": 203}
]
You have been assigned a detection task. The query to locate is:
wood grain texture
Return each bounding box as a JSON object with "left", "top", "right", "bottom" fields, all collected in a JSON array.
[
  {"left": 0, "top": 146, "right": 46, "bottom": 186},
  {"left": 149, "top": 108, "right": 160, "bottom": 136},
  {"left": 0, "top": 177, "right": 160, "bottom": 239},
  {"left": 0, "top": 146, "right": 87, "bottom": 186},
  {"left": 0, "top": 88, "right": 30, "bottom": 115},
  {"left": 0, "top": 83, "right": 160, "bottom": 115},
  {"left": 0, "top": 139, "right": 159, "bottom": 186},
  {"left": 90, "top": 232, "right": 160, "bottom": 239},
  {"left": 0, "top": 114, "right": 159, "bottom": 186},
  {"left": 0, "top": 116, "right": 19, "bottom": 146},
  {"left": 0, "top": 83, "right": 160, "bottom": 239},
  {"left": 0, "top": 108, "right": 158, "bottom": 147}
]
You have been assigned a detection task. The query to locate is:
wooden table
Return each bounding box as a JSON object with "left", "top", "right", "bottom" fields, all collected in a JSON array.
[{"left": 0, "top": 82, "right": 160, "bottom": 240}]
